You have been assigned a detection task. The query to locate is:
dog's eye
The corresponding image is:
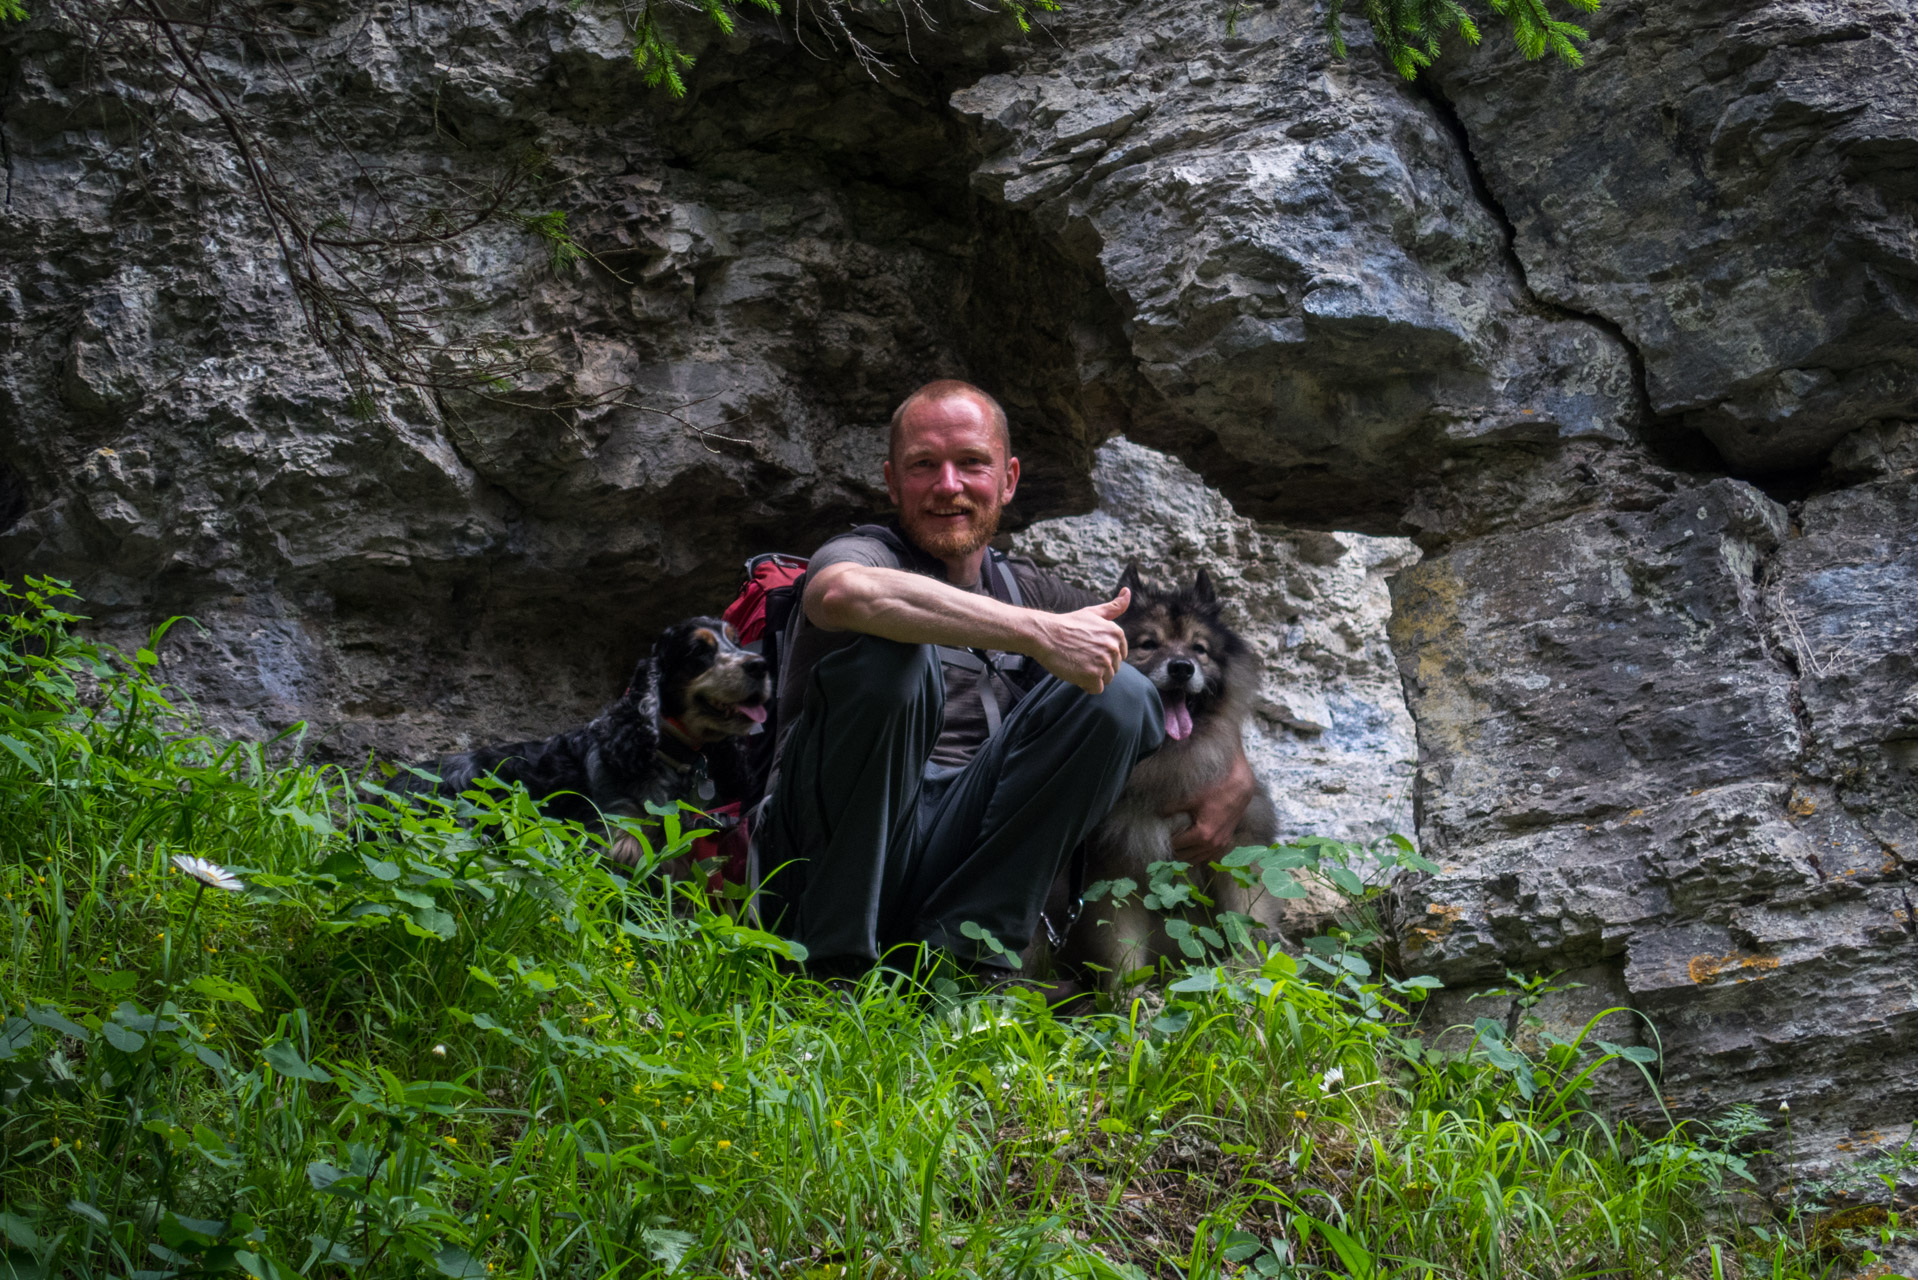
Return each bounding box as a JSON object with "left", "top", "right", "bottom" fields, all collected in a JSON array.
[
  {"left": 1192, "top": 642, "right": 1209, "bottom": 657},
  {"left": 1136, "top": 638, "right": 1158, "bottom": 651}
]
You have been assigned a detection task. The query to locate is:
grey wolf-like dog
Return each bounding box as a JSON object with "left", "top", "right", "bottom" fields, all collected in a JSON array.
[
  {"left": 1061, "top": 565, "right": 1281, "bottom": 983},
  {"left": 394, "top": 618, "right": 771, "bottom": 869}
]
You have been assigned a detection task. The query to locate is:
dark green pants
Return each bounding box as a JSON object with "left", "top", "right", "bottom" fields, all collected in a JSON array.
[{"left": 759, "top": 635, "right": 1164, "bottom": 967}]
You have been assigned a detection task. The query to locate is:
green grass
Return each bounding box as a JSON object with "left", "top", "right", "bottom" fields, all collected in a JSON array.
[{"left": 0, "top": 577, "right": 1898, "bottom": 1279}]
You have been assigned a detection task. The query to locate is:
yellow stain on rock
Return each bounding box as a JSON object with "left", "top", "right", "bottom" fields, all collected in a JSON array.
[
  {"left": 1687, "top": 951, "right": 1782, "bottom": 985},
  {"left": 1404, "top": 903, "right": 1467, "bottom": 951},
  {"left": 1787, "top": 794, "right": 1817, "bottom": 817},
  {"left": 1387, "top": 560, "right": 1490, "bottom": 758}
]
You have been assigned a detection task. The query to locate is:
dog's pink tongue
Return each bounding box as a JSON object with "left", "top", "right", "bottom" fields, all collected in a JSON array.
[
  {"left": 1164, "top": 699, "right": 1193, "bottom": 741},
  {"left": 738, "top": 702, "right": 768, "bottom": 724}
]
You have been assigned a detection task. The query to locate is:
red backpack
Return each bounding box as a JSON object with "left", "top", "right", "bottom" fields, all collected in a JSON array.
[{"left": 721, "top": 552, "right": 810, "bottom": 647}]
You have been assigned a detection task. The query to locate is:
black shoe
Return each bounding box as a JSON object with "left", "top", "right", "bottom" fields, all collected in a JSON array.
[{"left": 801, "top": 954, "right": 874, "bottom": 995}]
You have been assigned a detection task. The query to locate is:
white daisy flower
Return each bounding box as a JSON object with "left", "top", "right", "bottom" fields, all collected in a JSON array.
[
  {"left": 1778, "top": 1099, "right": 1790, "bottom": 1113},
  {"left": 432, "top": 1044, "right": 448, "bottom": 1058},
  {"left": 1319, "top": 1065, "right": 1346, "bottom": 1094},
  {"left": 170, "top": 855, "right": 246, "bottom": 893}
]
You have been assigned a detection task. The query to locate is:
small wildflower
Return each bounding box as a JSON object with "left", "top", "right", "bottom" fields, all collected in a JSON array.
[
  {"left": 1779, "top": 1099, "right": 1791, "bottom": 1113},
  {"left": 1294, "top": 1110, "right": 1310, "bottom": 1121},
  {"left": 51, "top": 1135, "right": 61, "bottom": 1147},
  {"left": 1319, "top": 1066, "right": 1346, "bottom": 1094},
  {"left": 170, "top": 855, "right": 246, "bottom": 892},
  {"left": 711, "top": 1080, "right": 724, "bottom": 1092},
  {"left": 750, "top": 1150, "right": 760, "bottom": 1158},
  {"left": 717, "top": 1139, "right": 732, "bottom": 1150},
  {"left": 832, "top": 1118, "right": 844, "bottom": 1129},
  {"left": 444, "top": 1135, "right": 458, "bottom": 1146},
  {"left": 674, "top": 1031, "right": 685, "bottom": 1040},
  {"left": 431, "top": 1044, "right": 447, "bottom": 1057}
]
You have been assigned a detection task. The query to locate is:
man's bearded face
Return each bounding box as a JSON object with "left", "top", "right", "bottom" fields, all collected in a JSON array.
[{"left": 885, "top": 397, "right": 1018, "bottom": 567}]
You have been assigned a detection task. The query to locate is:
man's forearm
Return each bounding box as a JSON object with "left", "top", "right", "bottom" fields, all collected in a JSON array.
[{"left": 805, "top": 563, "right": 1050, "bottom": 655}]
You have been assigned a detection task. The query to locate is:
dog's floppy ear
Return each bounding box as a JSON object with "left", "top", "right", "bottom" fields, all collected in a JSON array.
[
  {"left": 1117, "top": 561, "right": 1146, "bottom": 597},
  {"left": 691, "top": 627, "right": 720, "bottom": 650},
  {"left": 1191, "top": 567, "right": 1218, "bottom": 606}
]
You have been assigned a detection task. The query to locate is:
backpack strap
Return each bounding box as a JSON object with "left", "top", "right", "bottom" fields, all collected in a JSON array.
[{"left": 985, "top": 548, "right": 1025, "bottom": 609}]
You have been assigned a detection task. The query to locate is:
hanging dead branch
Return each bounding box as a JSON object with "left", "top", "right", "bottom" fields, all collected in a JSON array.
[{"left": 29, "top": 0, "right": 571, "bottom": 408}]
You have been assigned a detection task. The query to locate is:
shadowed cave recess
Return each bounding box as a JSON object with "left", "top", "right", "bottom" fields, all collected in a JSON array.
[{"left": 1, "top": 0, "right": 1915, "bottom": 1181}]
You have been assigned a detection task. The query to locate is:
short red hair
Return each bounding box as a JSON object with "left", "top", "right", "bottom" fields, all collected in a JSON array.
[{"left": 888, "top": 380, "right": 1011, "bottom": 464}]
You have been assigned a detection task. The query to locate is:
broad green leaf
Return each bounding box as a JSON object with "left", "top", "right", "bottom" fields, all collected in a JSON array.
[
  {"left": 1168, "top": 969, "right": 1221, "bottom": 993},
  {"left": 411, "top": 907, "right": 458, "bottom": 939},
  {"left": 360, "top": 854, "right": 403, "bottom": 882},
  {"left": 1262, "top": 866, "right": 1310, "bottom": 898},
  {"left": 160, "top": 1211, "right": 225, "bottom": 1248},
  {"left": 1327, "top": 864, "right": 1366, "bottom": 896},
  {"left": 305, "top": 1162, "right": 346, "bottom": 1191},
  {"left": 234, "top": 1249, "right": 301, "bottom": 1280},
  {"left": 0, "top": 1212, "right": 45, "bottom": 1251},
  {"left": 0, "top": 1018, "right": 32, "bottom": 1061},
  {"left": 84, "top": 969, "right": 138, "bottom": 995},
  {"left": 262, "top": 1040, "right": 331, "bottom": 1083},
  {"left": 188, "top": 975, "right": 262, "bottom": 1013},
  {"left": 100, "top": 1021, "right": 146, "bottom": 1053},
  {"left": 23, "top": 1005, "right": 89, "bottom": 1042},
  {"left": 433, "top": 1245, "right": 488, "bottom": 1279},
  {"left": 0, "top": 734, "right": 43, "bottom": 773}
]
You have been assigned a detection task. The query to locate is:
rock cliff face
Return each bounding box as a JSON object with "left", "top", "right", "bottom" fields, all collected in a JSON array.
[{"left": 3, "top": 0, "right": 1914, "bottom": 1176}]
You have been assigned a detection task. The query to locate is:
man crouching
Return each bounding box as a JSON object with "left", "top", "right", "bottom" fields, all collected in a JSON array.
[{"left": 758, "top": 380, "right": 1258, "bottom": 998}]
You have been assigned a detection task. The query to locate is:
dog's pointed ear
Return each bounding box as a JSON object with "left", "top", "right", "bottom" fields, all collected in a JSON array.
[
  {"left": 1117, "top": 561, "right": 1146, "bottom": 597},
  {"left": 1191, "top": 567, "right": 1218, "bottom": 605}
]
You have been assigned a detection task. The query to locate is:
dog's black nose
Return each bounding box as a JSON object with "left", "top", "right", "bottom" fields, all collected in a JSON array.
[
  {"left": 1168, "top": 658, "right": 1196, "bottom": 681},
  {"left": 744, "top": 657, "right": 769, "bottom": 681}
]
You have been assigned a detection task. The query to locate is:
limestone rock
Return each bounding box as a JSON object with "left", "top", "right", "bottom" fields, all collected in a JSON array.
[
  {"left": 1391, "top": 451, "right": 1918, "bottom": 1171},
  {"left": 1435, "top": 0, "right": 1918, "bottom": 470},
  {"left": 952, "top": 3, "right": 1645, "bottom": 532}
]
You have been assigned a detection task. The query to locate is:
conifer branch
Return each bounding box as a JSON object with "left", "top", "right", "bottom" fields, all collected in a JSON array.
[{"left": 1327, "top": 0, "right": 1598, "bottom": 78}]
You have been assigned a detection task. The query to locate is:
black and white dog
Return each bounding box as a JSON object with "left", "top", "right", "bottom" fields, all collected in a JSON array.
[{"left": 394, "top": 618, "right": 771, "bottom": 868}]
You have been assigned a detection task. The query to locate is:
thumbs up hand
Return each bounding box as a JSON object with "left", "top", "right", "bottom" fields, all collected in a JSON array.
[{"left": 1035, "top": 588, "right": 1132, "bottom": 693}]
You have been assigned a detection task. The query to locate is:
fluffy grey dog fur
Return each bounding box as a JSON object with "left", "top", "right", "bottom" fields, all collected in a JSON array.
[{"left": 1063, "top": 565, "right": 1280, "bottom": 983}]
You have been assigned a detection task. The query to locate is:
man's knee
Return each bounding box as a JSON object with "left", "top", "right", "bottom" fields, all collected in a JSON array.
[
  {"left": 810, "top": 635, "right": 939, "bottom": 717},
  {"left": 1095, "top": 664, "right": 1164, "bottom": 748},
  {"left": 1038, "top": 663, "right": 1164, "bottom": 754}
]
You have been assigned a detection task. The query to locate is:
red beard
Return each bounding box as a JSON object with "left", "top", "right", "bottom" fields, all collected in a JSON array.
[{"left": 900, "top": 499, "right": 1003, "bottom": 561}]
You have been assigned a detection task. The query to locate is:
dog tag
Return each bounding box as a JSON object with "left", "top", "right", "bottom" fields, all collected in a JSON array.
[{"left": 697, "top": 776, "right": 715, "bottom": 802}]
